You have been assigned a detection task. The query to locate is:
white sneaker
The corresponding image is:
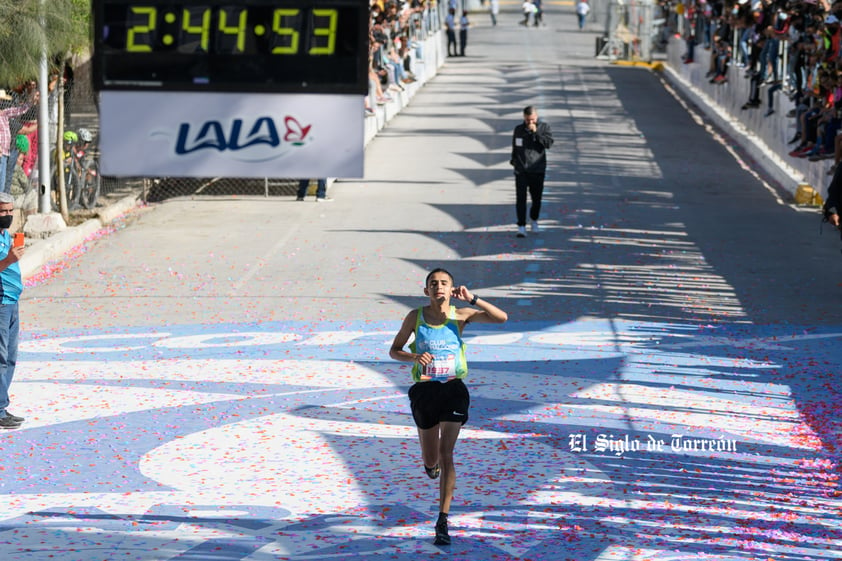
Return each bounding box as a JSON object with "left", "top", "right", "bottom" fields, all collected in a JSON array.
[
  {"left": 530, "top": 220, "right": 540, "bottom": 232},
  {"left": 316, "top": 197, "right": 334, "bottom": 203},
  {"left": 517, "top": 226, "right": 527, "bottom": 238}
]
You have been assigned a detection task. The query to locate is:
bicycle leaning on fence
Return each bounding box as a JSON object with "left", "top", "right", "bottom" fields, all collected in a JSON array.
[{"left": 51, "top": 128, "right": 101, "bottom": 211}]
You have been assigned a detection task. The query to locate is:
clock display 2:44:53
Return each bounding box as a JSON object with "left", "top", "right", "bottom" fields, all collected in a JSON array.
[{"left": 94, "top": 0, "right": 369, "bottom": 93}]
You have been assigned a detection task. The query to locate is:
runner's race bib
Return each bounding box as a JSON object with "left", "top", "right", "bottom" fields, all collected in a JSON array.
[{"left": 424, "top": 354, "right": 457, "bottom": 380}]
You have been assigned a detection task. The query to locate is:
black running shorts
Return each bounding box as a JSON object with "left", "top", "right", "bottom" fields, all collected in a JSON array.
[{"left": 408, "top": 378, "right": 470, "bottom": 430}]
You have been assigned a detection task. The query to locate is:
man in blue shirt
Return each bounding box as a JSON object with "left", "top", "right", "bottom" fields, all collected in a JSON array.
[
  {"left": 533, "top": 0, "right": 543, "bottom": 26},
  {"left": 0, "top": 192, "right": 24, "bottom": 429},
  {"left": 445, "top": 8, "right": 458, "bottom": 57}
]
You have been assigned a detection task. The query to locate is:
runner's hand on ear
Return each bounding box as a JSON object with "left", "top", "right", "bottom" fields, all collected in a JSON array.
[{"left": 452, "top": 285, "right": 473, "bottom": 302}]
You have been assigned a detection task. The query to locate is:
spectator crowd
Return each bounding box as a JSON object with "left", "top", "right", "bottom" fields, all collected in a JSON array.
[
  {"left": 1, "top": 60, "right": 77, "bottom": 230},
  {"left": 366, "top": 0, "right": 446, "bottom": 114},
  {"left": 669, "top": 0, "right": 842, "bottom": 176},
  {"left": 1, "top": 82, "right": 46, "bottom": 227}
]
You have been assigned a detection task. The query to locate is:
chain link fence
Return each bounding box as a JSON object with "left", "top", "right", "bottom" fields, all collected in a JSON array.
[
  {"left": 23, "top": 58, "right": 142, "bottom": 227},
  {"left": 64, "top": 54, "right": 303, "bottom": 218}
]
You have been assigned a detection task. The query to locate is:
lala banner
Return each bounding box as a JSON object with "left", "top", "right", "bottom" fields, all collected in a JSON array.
[{"left": 99, "top": 91, "right": 364, "bottom": 178}]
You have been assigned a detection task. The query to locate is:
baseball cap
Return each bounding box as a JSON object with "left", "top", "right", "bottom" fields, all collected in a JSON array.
[{"left": 15, "top": 134, "right": 29, "bottom": 154}]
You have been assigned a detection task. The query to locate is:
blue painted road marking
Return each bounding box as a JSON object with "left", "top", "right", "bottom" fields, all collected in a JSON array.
[{"left": 1, "top": 320, "right": 840, "bottom": 560}]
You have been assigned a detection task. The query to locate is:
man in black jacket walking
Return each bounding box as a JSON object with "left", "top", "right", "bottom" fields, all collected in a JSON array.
[{"left": 510, "top": 106, "right": 554, "bottom": 237}]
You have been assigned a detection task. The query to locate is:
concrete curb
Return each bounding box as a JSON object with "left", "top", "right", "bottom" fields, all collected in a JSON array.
[
  {"left": 97, "top": 193, "right": 143, "bottom": 224},
  {"left": 19, "top": 194, "right": 143, "bottom": 280},
  {"left": 612, "top": 60, "right": 664, "bottom": 71}
]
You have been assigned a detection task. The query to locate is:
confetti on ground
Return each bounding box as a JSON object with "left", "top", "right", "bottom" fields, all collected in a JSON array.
[{"left": 2, "top": 320, "right": 841, "bottom": 560}]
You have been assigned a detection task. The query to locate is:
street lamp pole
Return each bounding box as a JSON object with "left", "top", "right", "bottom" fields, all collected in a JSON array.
[{"left": 37, "top": 0, "right": 52, "bottom": 214}]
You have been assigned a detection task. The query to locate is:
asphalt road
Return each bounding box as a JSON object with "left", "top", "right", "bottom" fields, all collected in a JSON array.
[
  {"left": 4, "top": 5, "right": 842, "bottom": 561},
  {"left": 22, "top": 15, "right": 842, "bottom": 331}
]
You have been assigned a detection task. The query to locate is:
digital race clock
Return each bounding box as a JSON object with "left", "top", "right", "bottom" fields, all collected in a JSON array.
[{"left": 92, "top": 0, "right": 369, "bottom": 93}]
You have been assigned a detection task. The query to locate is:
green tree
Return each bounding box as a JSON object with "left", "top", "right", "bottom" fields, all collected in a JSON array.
[{"left": 0, "top": 0, "right": 89, "bottom": 85}]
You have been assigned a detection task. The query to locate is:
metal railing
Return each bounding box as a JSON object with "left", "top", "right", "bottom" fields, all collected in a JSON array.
[{"left": 596, "top": 0, "right": 664, "bottom": 62}]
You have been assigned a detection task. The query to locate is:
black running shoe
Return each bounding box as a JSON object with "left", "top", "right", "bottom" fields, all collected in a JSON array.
[
  {"left": 424, "top": 464, "right": 440, "bottom": 479},
  {"left": 434, "top": 517, "right": 451, "bottom": 545},
  {"left": 5, "top": 412, "right": 24, "bottom": 423},
  {"left": 0, "top": 416, "right": 21, "bottom": 429}
]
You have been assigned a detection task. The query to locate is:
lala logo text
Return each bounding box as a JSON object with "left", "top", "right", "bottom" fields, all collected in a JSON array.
[{"left": 174, "top": 116, "right": 312, "bottom": 157}]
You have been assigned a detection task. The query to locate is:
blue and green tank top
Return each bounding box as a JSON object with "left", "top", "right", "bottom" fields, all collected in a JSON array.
[{"left": 409, "top": 306, "right": 467, "bottom": 382}]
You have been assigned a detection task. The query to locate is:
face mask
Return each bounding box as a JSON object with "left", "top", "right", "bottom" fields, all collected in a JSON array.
[{"left": 0, "top": 216, "right": 13, "bottom": 230}]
